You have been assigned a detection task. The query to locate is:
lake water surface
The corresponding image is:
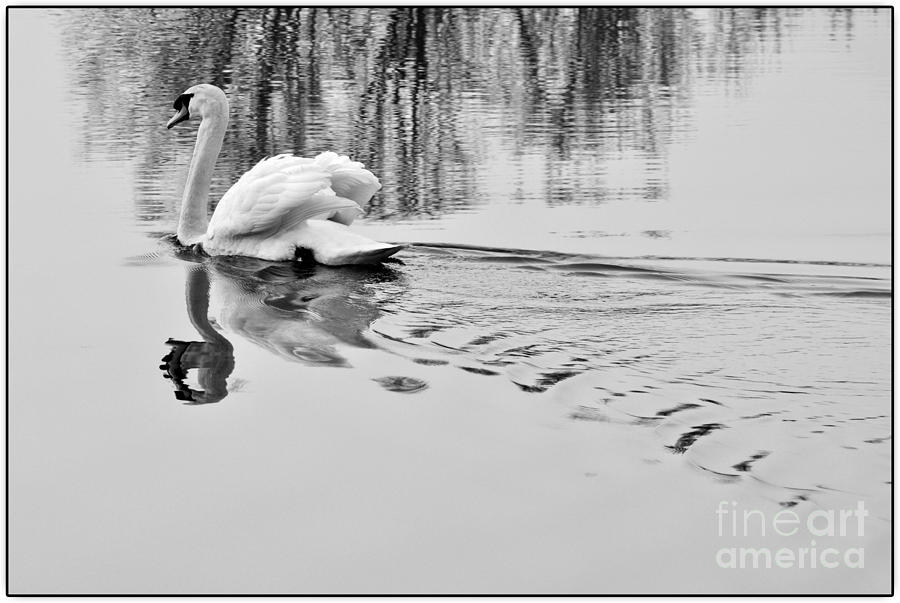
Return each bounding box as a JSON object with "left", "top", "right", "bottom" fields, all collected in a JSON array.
[{"left": 9, "top": 8, "right": 891, "bottom": 594}]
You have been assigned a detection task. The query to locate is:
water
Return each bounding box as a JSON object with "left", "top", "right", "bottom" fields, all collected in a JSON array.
[{"left": 9, "top": 8, "right": 891, "bottom": 594}]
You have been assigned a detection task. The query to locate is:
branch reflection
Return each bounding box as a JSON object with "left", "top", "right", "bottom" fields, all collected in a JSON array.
[{"left": 61, "top": 7, "right": 836, "bottom": 226}]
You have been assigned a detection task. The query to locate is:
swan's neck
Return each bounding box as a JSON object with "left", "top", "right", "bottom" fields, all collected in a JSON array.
[
  {"left": 185, "top": 267, "right": 230, "bottom": 347},
  {"left": 178, "top": 112, "right": 228, "bottom": 245}
]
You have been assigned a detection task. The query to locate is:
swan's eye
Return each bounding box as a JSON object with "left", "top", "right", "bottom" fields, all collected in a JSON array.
[{"left": 173, "top": 93, "right": 194, "bottom": 112}]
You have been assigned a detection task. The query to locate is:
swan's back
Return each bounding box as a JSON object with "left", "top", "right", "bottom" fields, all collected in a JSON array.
[{"left": 202, "top": 152, "right": 398, "bottom": 263}]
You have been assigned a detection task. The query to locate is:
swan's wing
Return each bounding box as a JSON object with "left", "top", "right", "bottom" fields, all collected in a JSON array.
[
  {"left": 312, "top": 151, "right": 382, "bottom": 219},
  {"left": 208, "top": 154, "right": 363, "bottom": 238}
]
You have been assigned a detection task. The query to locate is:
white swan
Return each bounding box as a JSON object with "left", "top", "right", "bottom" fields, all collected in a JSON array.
[{"left": 166, "top": 84, "right": 402, "bottom": 265}]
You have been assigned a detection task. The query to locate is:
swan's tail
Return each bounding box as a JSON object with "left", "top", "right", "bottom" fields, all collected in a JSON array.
[
  {"left": 325, "top": 242, "right": 404, "bottom": 265},
  {"left": 295, "top": 219, "right": 404, "bottom": 266}
]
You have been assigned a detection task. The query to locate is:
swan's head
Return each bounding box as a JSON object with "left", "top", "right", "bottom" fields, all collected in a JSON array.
[{"left": 166, "top": 84, "right": 229, "bottom": 129}]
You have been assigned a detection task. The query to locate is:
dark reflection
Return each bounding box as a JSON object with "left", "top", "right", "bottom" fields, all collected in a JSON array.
[
  {"left": 161, "top": 267, "right": 234, "bottom": 405},
  {"left": 56, "top": 7, "right": 870, "bottom": 228},
  {"left": 162, "top": 245, "right": 402, "bottom": 403}
]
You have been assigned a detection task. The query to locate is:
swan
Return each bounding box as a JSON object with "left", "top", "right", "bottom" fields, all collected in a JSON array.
[{"left": 166, "top": 83, "right": 402, "bottom": 265}]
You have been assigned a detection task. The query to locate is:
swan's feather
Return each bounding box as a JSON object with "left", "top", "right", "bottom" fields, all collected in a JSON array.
[
  {"left": 312, "top": 151, "right": 383, "bottom": 207},
  {"left": 196, "top": 150, "right": 394, "bottom": 264},
  {"left": 207, "top": 154, "right": 364, "bottom": 239}
]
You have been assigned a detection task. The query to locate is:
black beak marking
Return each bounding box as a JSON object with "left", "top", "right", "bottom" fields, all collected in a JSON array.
[
  {"left": 173, "top": 92, "right": 194, "bottom": 113},
  {"left": 167, "top": 92, "right": 194, "bottom": 129}
]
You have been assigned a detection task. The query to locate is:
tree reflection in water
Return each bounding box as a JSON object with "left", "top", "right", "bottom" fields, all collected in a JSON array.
[{"left": 60, "top": 7, "right": 844, "bottom": 228}]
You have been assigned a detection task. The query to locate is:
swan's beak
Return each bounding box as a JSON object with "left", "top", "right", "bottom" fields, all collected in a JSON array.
[{"left": 166, "top": 106, "right": 190, "bottom": 129}]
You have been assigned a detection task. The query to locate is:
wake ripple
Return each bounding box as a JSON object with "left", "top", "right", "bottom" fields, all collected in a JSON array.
[{"left": 367, "top": 244, "right": 891, "bottom": 510}]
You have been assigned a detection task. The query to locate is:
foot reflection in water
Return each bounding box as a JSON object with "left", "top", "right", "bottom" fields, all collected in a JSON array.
[{"left": 161, "top": 250, "right": 401, "bottom": 404}]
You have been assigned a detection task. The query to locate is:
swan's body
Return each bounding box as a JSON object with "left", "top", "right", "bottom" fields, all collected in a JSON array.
[{"left": 167, "top": 84, "right": 402, "bottom": 265}]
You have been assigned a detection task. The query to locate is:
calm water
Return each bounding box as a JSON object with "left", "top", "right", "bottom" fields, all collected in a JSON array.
[{"left": 9, "top": 8, "right": 891, "bottom": 594}]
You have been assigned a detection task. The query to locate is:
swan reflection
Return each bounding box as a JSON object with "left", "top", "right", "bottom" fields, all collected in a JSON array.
[
  {"left": 161, "top": 251, "right": 401, "bottom": 403},
  {"left": 161, "top": 267, "right": 234, "bottom": 405}
]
